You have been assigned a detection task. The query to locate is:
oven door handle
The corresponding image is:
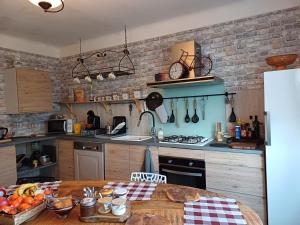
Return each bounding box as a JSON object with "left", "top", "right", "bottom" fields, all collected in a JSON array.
[{"left": 161, "top": 168, "right": 203, "bottom": 177}]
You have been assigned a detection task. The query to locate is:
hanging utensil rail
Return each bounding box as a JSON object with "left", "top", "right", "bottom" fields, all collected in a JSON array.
[{"left": 140, "top": 92, "right": 236, "bottom": 101}]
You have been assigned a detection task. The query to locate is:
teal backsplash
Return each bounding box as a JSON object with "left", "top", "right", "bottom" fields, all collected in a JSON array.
[{"left": 153, "top": 84, "right": 226, "bottom": 138}]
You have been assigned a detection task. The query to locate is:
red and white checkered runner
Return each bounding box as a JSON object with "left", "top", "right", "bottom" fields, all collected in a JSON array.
[
  {"left": 104, "top": 182, "right": 157, "bottom": 201},
  {"left": 184, "top": 197, "right": 247, "bottom": 225}
]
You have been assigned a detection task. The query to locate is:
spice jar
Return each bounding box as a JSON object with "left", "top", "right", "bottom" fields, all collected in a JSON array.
[
  {"left": 113, "top": 188, "right": 128, "bottom": 199},
  {"left": 97, "top": 197, "right": 112, "bottom": 214},
  {"left": 80, "top": 198, "right": 96, "bottom": 217},
  {"left": 111, "top": 198, "right": 127, "bottom": 216},
  {"left": 100, "top": 188, "right": 113, "bottom": 198}
]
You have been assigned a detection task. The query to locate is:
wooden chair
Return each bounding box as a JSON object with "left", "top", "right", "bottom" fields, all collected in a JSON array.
[{"left": 130, "top": 172, "right": 167, "bottom": 184}]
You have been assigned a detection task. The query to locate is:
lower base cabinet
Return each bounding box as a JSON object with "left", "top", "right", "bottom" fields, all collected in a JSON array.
[
  {"left": 0, "top": 146, "right": 17, "bottom": 186},
  {"left": 159, "top": 147, "right": 266, "bottom": 224},
  {"left": 105, "top": 144, "right": 158, "bottom": 180},
  {"left": 57, "top": 140, "right": 74, "bottom": 181}
]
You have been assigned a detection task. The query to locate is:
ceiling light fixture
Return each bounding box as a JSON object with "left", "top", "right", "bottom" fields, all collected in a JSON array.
[{"left": 28, "top": 0, "right": 64, "bottom": 13}]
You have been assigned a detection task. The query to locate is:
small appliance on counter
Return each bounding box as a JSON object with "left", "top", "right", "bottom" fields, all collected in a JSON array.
[
  {"left": 112, "top": 116, "right": 126, "bottom": 135},
  {"left": 47, "top": 114, "right": 73, "bottom": 134},
  {"left": 0, "top": 127, "right": 8, "bottom": 140},
  {"left": 86, "top": 110, "right": 100, "bottom": 130}
]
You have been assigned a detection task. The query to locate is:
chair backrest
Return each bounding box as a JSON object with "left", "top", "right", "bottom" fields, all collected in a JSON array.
[{"left": 130, "top": 172, "right": 167, "bottom": 184}]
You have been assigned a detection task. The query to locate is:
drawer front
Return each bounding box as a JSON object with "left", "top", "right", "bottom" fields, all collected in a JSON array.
[
  {"left": 159, "top": 147, "right": 204, "bottom": 160},
  {"left": 205, "top": 150, "right": 264, "bottom": 168},
  {"left": 206, "top": 163, "right": 265, "bottom": 197}
]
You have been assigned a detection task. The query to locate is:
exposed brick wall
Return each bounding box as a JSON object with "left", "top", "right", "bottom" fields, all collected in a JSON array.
[
  {"left": 0, "top": 6, "right": 299, "bottom": 135},
  {"left": 60, "top": 6, "right": 300, "bottom": 99},
  {"left": 0, "top": 47, "right": 63, "bottom": 136}
]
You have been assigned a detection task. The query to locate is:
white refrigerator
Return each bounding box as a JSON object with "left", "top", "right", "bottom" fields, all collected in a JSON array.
[{"left": 264, "top": 68, "right": 300, "bottom": 225}]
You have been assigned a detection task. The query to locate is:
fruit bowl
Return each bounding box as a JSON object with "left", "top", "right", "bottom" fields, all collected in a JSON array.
[
  {"left": 266, "top": 54, "right": 298, "bottom": 70},
  {"left": 46, "top": 196, "right": 79, "bottom": 219}
]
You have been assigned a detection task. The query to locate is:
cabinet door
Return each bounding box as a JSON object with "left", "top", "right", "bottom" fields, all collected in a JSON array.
[
  {"left": 74, "top": 150, "right": 104, "bottom": 180},
  {"left": 58, "top": 140, "right": 74, "bottom": 181},
  {"left": 159, "top": 147, "right": 205, "bottom": 160},
  {"left": 16, "top": 69, "right": 53, "bottom": 113},
  {"left": 105, "top": 144, "right": 130, "bottom": 180},
  {"left": 0, "top": 146, "right": 17, "bottom": 186}
]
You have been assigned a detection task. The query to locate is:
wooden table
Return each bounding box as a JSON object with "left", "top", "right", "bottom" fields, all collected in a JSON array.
[{"left": 27, "top": 180, "right": 263, "bottom": 225}]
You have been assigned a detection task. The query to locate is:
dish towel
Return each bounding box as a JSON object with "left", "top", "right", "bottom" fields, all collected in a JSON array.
[
  {"left": 144, "top": 145, "right": 155, "bottom": 173},
  {"left": 184, "top": 197, "right": 247, "bottom": 225}
]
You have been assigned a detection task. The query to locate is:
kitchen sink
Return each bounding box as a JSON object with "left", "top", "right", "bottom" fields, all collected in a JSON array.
[{"left": 111, "top": 135, "right": 152, "bottom": 141}]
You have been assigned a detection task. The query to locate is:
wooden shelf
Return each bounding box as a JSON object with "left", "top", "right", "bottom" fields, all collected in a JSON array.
[
  {"left": 147, "top": 76, "right": 223, "bottom": 88},
  {"left": 56, "top": 99, "right": 135, "bottom": 105}
]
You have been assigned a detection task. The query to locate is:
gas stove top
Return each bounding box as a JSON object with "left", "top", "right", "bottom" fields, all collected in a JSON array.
[{"left": 160, "top": 135, "right": 213, "bottom": 146}]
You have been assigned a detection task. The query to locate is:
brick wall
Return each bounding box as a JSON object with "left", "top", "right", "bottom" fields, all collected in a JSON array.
[
  {"left": 0, "top": 6, "right": 299, "bottom": 135},
  {"left": 60, "top": 6, "right": 300, "bottom": 99},
  {"left": 0, "top": 47, "right": 63, "bottom": 136}
]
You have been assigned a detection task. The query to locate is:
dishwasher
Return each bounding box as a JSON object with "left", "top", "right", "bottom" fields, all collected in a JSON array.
[{"left": 74, "top": 142, "right": 104, "bottom": 180}]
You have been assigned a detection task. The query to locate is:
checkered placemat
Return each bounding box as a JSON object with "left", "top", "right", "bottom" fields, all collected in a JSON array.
[
  {"left": 5, "top": 181, "right": 62, "bottom": 194},
  {"left": 184, "top": 197, "right": 247, "bottom": 225},
  {"left": 103, "top": 182, "right": 157, "bottom": 201}
]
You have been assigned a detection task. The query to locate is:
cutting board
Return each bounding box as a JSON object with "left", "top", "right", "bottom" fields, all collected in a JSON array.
[
  {"left": 80, "top": 203, "right": 131, "bottom": 223},
  {"left": 166, "top": 187, "right": 200, "bottom": 203},
  {"left": 126, "top": 214, "right": 171, "bottom": 225},
  {"left": 229, "top": 142, "right": 257, "bottom": 150}
]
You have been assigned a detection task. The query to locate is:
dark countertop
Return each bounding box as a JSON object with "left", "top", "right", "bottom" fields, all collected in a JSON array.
[{"left": 0, "top": 134, "right": 264, "bottom": 155}]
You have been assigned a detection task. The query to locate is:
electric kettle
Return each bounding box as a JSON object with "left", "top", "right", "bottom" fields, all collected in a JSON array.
[{"left": 0, "top": 127, "right": 8, "bottom": 140}]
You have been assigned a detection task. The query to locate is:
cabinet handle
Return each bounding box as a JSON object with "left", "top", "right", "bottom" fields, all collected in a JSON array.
[
  {"left": 264, "top": 111, "right": 271, "bottom": 146},
  {"left": 161, "top": 168, "right": 202, "bottom": 177}
]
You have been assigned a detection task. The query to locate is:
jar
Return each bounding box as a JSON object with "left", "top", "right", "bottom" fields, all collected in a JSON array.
[
  {"left": 100, "top": 188, "right": 113, "bottom": 198},
  {"left": 113, "top": 188, "right": 128, "bottom": 199},
  {"left": 97, "top": 197, "right": 112, "bottom": 214},
  {"left": 80, "top": 197, "right": 96, "bottom": 217},
  {"left": 111, "top": 198, "right": 127, "bottom": 216}
]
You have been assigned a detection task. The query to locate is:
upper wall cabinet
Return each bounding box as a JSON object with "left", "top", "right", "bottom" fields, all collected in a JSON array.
[{"left": 4, "top": 68, "right": 53, "bottom": 114}]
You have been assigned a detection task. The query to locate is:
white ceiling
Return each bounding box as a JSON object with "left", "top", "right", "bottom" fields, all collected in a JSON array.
[{"left": 0, "top": 0, "right": 240, "bottom": 47}]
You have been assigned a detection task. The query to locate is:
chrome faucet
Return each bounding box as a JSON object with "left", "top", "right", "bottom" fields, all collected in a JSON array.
[{"left": 137, "top": 111, "right": 157, "bottom": 142}]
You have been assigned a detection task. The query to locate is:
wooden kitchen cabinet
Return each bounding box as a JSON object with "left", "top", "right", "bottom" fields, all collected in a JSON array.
[
  {"left": 4, "top": 68, "right": 53, "bottom": 113},
  {"left": 105, "top": 144, "right": 159, "bottom": 180},
  {"left": 105, "top": 144, "right": 130, "bottom": 180},
  {"left": 204, "top": 150, "right": 266, "bottom": 224},
  {"left": 0, "top": 146, "right": 17, "bottom": 186},
  {"left": 57, "top": 140, "right": 74, "bottom": 181}
]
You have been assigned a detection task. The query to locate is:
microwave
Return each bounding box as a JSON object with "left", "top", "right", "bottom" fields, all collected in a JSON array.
[{"left": 48, "top": 119, "right": 73, "bottom": 133}]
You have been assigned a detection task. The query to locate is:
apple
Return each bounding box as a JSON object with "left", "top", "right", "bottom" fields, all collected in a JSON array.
[{"left": 0, "top": 197, "right": 9, "bottom": 207}]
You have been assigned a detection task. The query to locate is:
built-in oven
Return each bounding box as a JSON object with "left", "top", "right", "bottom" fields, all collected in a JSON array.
[{"left": 159, "top": 155, "right": 206, "bottom": 189}]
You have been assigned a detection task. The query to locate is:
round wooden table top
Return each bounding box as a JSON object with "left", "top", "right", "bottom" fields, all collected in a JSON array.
[{"left": 27, "top": 180, "right": 263, "bottom": 225}]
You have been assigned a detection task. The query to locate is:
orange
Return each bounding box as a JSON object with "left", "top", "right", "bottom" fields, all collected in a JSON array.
[
  {"left": 44, "top": 188, "right": 53, "bottom": 195},
  {"left": 18, "top": 203, "right": 31, "bottom": 212},
  {"left": 23, "top": 196, "right": 34, "bottom": 204},
  {"left": 34, "top": 193, "right": 45, "bottom": 202},
  {"left": 32, "top": 200, "right": 42, "bottom": 207},
  {"left": 8, "top": 194, "right": 19, "bottom": 201},
  {"left": 0, "top": 205, "right": 12, "bottom": 213},
  {"left": 15, "top": 196, "right": 23, "bottom": 204},
  {"left": 9, "top": 200, "right": 21, "bottom": 209}
]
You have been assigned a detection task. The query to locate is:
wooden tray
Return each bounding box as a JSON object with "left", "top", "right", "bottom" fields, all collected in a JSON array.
[
  {"left": 0, "top": 202, "right": 46, "bottom": 225},
  {"left": 80, "top": 203, "right": 131, "bottom": 223}
]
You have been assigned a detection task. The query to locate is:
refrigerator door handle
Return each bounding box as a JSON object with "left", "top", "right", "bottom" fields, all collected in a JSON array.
[{"left": 264, "top": 111, "right": 271, "bottom": 146}]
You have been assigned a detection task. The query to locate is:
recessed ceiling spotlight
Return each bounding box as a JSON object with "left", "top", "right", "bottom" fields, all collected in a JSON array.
[{"left": 28, "top": 0, "right": 64, "bottom": 13}]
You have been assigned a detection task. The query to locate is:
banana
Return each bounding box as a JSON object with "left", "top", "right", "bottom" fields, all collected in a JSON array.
[{"left": 15, "top": 183, "right": 38, "bottom": 196}]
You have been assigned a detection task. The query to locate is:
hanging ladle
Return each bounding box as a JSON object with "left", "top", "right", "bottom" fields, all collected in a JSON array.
[
  {"left": 169, "top": 99, "right": 175, "bottom": 123},
  {"left": 191, "top": 98, "right": 199, "bottom": 123},
  {"left": 184, "top": 98, "right": 190, "bottom": 123}
]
